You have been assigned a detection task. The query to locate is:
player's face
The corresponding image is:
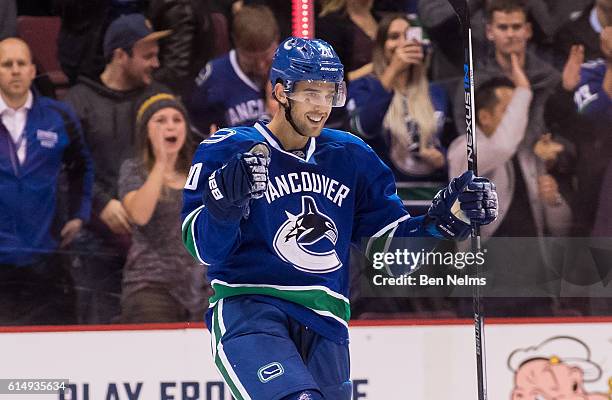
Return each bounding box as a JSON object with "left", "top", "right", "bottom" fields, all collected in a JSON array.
[
  {"left": 236, "top": 41, "right": 278, "bottom": 88},
  {"left": 287, "top": 81, "right": 334, "bottom": 137},
  {"left": 0, "top": 39, "right": 36, "bottom": 101},
  {"left": 384, "top": 18, "right": 410, "bottom": 62},
  {"left": 147, "top": 107, "right": 186, "bottom": 154},
  {"left": 486, "top": 11, "right": 532, "bottom": 57},
  {"left": 123, "top": 39, "right": 160, "bottom": 87}
]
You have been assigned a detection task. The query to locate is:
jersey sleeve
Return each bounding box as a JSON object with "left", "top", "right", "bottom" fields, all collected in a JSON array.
[
  {"left": 181, "top": 129, "right": 250, "bottom": 265},
  {"left": 52, "top": 100, "right": 94, "bottom": 223},
  {"left": 346, "top": 76, "right": 393, "bottom": 139},
  {"left": 350, "top": 142, "right": 432, "bottom": 259},
  {"left": 187, "top": 62, "right": 226, "bottom": 136},
  {"left": 574, "top": 62, "right": 611, "bottom": 118}
]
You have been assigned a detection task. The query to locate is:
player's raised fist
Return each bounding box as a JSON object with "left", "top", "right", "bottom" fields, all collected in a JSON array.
[
  {"left": 202, "top": 143, "right": 270, "bottom": 220},
  {"left": 242, "top": 146, "right": 270, "bottom": 199},
  {"left": 425, "top": 171, "right": 498, "bottom": 240}
]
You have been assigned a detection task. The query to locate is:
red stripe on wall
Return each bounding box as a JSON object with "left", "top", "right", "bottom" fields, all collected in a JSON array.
[{"left": 1, "top": 316, "right": 611, "bottom": 333}]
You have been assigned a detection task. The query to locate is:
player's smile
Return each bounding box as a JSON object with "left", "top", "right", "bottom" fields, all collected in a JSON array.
[{"left": 305, "top": 112, "right": 326, "bottom": 125}]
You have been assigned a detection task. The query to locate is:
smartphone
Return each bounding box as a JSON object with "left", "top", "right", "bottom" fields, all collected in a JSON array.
[
  {"left": 406, "top": 27, "right": 423, "bottom": 42},
  {"left": 406, "top": 27, "right": 430, "bottom": 54}
]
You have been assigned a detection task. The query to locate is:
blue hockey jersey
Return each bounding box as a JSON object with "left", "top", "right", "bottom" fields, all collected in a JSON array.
[
  {"left": 574, "top": 59, "right": 612, "bottom": 121},
  {"left": 181, "top": 122, "right": 431, "bottom": 343},
  {"left": 188, "top": 50, "right": 270, "bottom": 135}
]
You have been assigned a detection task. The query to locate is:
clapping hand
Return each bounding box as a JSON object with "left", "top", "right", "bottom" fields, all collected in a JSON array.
[{"left": 562, "top": 45, "right": 584, "bottom": 91}]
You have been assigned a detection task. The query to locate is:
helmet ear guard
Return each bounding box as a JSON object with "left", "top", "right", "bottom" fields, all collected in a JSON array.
[{"left": 333, "top": 81, "right": 347, "bottom": 107}]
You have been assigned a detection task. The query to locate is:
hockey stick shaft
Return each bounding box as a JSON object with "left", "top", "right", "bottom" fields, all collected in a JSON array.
[{"left": 446, "top": 1, "right": 487, "bottom": 399}]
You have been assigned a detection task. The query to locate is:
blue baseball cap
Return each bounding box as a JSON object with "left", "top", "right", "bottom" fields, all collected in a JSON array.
[{"left": 103, "top": 14, "right": 171, "bottom": 59}]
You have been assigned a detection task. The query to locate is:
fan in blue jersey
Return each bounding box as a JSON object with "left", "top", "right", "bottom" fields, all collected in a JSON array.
[
  {"left": 187, "top": 5, "right": 280, "bottom": 137},
  {"left": 573, "top": 26, "right": 612, "bottom": 122},
  {"left": 181, "top": 37, "right": 498, "bottom": 400}
]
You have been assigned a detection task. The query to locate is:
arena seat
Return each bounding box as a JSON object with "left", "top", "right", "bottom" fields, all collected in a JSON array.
[{"left": 17, "top": 16, "right": 69, "bottom": 98}]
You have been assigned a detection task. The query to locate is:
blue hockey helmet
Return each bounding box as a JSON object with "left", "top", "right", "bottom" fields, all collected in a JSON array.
[{"left": 270, "top": 37, "right": 346, "bottom": 107}]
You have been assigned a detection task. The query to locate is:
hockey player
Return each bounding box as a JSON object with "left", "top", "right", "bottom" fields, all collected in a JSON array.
[{"left": 181, "top": 37, "right": 498, "bottom": 400}]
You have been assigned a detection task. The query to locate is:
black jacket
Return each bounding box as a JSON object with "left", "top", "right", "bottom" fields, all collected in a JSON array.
[
  {"left": 148, "top": 0, "right": 214, "bottom": 97},
  {"left": 554, "top": 3, "right": 604, "bottom": 67},
  {"left": 64, "top": 76, "right": 167, "bottom": 215}
]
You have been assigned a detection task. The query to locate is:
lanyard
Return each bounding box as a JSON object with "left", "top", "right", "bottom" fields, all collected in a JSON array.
[
  {"left": 12, "top": 129, "right": 26, "bottom": 155},
  {"left": 0, "top": 121, "right": 24, "bottom": 175}
]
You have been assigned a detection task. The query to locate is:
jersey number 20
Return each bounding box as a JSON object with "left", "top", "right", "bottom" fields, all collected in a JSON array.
[{"left": 185, "top": 163, "right": 203, "bottom": 190}]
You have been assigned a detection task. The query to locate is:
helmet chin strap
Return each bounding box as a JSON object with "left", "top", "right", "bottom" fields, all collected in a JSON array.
[{"left": 281, "top": 99, "right": 309, "bottom": 138}]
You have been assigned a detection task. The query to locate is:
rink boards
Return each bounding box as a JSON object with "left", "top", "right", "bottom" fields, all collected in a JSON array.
[{"left": 0, "top": 317, "right": 610, "bottom": 399}]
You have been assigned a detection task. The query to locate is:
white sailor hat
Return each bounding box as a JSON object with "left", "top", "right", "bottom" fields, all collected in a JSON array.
[{"left": 507, "top": 336, "right": 603, "bottom": 382}]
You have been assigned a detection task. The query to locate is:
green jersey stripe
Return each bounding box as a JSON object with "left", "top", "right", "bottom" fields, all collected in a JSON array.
[
  {"left": 212, "top": 300, "right": 251, "bottom": 400},
  {"left": 209, "top": 279, "right": 350, "bottom": 323},
  {"left": 181, "top": 206, "right": 207, "bottom": 264}
]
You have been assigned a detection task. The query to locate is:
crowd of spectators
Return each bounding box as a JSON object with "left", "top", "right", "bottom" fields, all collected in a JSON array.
[{"left": 0, "top": 0, "right": 610, "bottom": 326}]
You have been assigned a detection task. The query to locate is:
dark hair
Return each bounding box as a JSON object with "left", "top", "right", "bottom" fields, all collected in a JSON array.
[
  {"left": 475, "top": 77, "right": 515, "bottom": 114},
  {"left": 232, "top": 5, "right": 279, "bottom": 51},
  {"left": 486, "top": 0, "right": 528, "bottom": 22},
  {"left": 104, "top": 46, "right": 134, "bottom": 65},
  {"left": 372, "top": 14, "right": 410, "bottom": 75}
]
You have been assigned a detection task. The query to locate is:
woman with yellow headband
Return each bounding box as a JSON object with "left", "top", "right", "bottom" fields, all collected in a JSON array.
[{"left": 117, "top": 93, "right": 210, "bottom": 323}]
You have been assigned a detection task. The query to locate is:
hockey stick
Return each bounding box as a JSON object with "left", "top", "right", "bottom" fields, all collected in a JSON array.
[{"left": 446, "top": 1, "right": 488, "bottom": 399}]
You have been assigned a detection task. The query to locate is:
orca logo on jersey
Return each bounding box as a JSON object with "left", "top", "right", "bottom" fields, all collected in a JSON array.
[{"left": 273, "top": 196, "right": 342, "bottom": 273}]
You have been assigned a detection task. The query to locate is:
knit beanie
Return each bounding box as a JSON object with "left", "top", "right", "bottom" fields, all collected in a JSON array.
[{"left": 136, "top": 93, "right": 189, "bottom": 133}]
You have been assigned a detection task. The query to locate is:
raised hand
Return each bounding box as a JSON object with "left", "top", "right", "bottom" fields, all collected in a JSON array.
[
  {"left": 601, "top": 26, "right": 612, "bottom": 60},
  {"left": 150, "top": 123, "right": 170, "bottom": 167},
  {"left": 562, "top": 45, "right": 584, "bottom": 91},
  {"left": 426, "top": 171, "right": 498, "bottom": 240},
  {"left": 510, "top": 53, "right": 530, "bottom": 89},
  {"left": 203, "top": 144, "right": 270, "bottom": 220},
  {"left": 389, "top": 41, "right": 424, "bottom": 73}
]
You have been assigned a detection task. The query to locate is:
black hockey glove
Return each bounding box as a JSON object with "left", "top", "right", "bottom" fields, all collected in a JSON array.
[
  {"left": 203, "top": 145, "right": 270, "bottom": 221},
  {"left": 425, "top": 171, "right": 498, "bottom": 240}
]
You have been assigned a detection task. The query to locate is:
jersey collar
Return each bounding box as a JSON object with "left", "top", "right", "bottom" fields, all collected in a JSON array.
[
  {"left": 229, "top": 50, "right": 261, "bottom": 92},
  {"left": 254, "top": 121, "right": 316, "bottom": 163}
]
